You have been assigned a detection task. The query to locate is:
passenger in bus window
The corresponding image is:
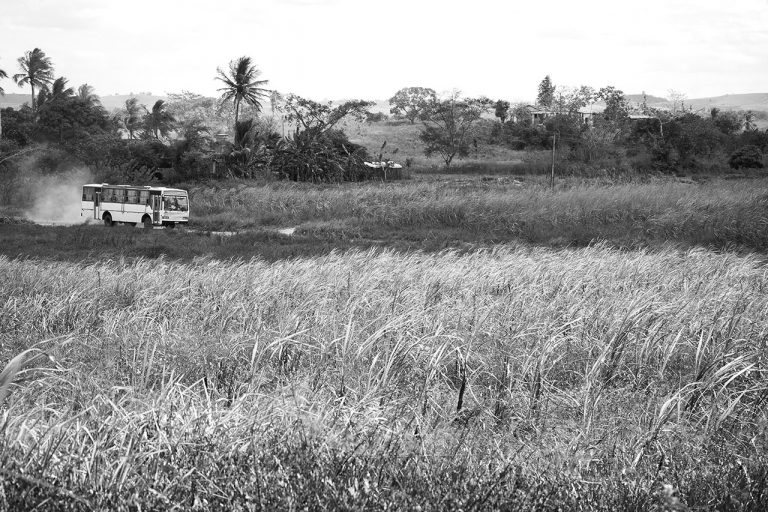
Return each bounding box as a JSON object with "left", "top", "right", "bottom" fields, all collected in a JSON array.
[{"left": 164, "top": 197, "right": 180, "bottom": 211}]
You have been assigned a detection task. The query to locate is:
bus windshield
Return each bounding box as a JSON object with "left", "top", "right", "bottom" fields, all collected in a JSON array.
[{"left": 163, "top": 195, "right": 188, "bottom": 212}]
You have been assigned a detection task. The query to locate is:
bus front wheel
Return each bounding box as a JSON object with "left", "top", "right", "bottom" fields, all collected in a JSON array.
[
  {"left": 103, "top": 213, "right": 114, "bottom": 227},
  {"left": 142, "top": 215, "right": 153, "bottom": 229}
]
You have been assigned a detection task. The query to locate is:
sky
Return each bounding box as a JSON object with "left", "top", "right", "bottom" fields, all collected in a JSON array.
[{"left": 1, "top": 0, "right": 767, "bottom": 102}]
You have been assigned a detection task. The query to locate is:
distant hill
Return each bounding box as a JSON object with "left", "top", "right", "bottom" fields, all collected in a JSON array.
[
  {"left": 683, "top": 93, "right": 768, "bottom": 113},
  {"left": 625, "top": 93, "right": 768, "bottom": 113},
  {"left": 0, "top": 94, "right": 31, "bottom": 109},
  {"left": 0, "top": 93, "right": 167, "bottom": 112},
  {"left": 626, "top": 94, "right": 669, "bottom": 105},
  {"left": 96, "top": 94, "right": 168, "bottom": 112}
]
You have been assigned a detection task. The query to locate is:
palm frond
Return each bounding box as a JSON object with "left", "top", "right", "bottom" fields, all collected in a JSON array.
[{"left": 215, "top": 56, "right": 271, "bottom": 120}]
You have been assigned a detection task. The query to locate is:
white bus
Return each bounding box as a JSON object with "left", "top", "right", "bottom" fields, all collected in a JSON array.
[{"left": 81, "top": 184, "right": 189, "bottom": 228}]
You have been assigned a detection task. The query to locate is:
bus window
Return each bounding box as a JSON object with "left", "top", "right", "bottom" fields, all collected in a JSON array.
[
  {"left": 82, "top": 187, "right": 95, "bottom": 201},
  {"left": 163, "top": 195, "right": 188, "bottom": 211},
  {"left": 139, "top": 190, "right": 150, "bottom": 205},
  {"left": 126, "top": 189, "right": 139, "bottom": 204}
]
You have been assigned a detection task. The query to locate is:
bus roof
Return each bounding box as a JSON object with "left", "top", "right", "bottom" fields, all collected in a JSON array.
[{"left": 83, "top": 184, "right": 187, "bottom": 194}]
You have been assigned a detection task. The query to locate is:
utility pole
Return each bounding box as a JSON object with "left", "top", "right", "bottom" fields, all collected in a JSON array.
[{"left": 550, "top": 131, "right": 556, "bottom": 189}]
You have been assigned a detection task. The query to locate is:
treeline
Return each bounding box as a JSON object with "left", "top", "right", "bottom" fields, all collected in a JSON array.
[
  {"left": 0, "top": 50, "right": 385, "bottom": 183},
  {"left": 2, "top": 49, "right": 767, "bottom": 183},
  {"left": 387, "top": 77, "right": 768, "bottom": 173}
]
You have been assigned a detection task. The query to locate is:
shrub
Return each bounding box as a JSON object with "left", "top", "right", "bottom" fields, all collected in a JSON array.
[
  {"left": 728, "top": 145, "right": 764, "bottom": 170},
  {"left": 365, "top": 111, "right": 388, "bottom": 123}
]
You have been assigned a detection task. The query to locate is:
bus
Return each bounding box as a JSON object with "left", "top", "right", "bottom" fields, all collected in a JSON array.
[{"left": 81, "top": 184, "right": 189, "bottom": 228}]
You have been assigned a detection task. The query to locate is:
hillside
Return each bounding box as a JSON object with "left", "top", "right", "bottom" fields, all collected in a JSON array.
[
  {"left": 0, "top": 92, "right": 167, "bottom": 112},
  {"left": 625, "top": 93, "right": 669, "bottom": 105},
  {"left": 625, "top": 92, "right": 768, "bottom": 113},
  {"left": 683, "top": 93, "right": 768, "bottom": 112}
]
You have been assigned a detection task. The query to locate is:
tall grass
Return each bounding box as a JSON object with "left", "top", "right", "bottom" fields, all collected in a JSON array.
[
  {"left": 1, "top": 244, "right": 768, "bottom": 508},
  {"left": 185, "top": 178, "right": 768, "bottom": 251}
]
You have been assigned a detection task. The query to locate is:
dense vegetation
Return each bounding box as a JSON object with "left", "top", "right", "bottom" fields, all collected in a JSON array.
[{"left": 2, "top": 49, "right": 767, "bottom": 191}]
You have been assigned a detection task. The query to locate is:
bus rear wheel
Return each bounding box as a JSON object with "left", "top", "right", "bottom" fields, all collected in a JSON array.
[
  {"left": 142, "top": 215, "right": 153, "bottom": 229},
  {"left": 103, "top": 213, "right": 113, "bottom": 227}
]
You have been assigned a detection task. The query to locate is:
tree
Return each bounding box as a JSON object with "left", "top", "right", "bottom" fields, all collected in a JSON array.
[
  {"left": 744, "top": 111, "right": 757, "bottom": 132},
  {"left": 0, "top": 66, "right": 6, "bottom": 139},
  {"left": 494, "top": 100, "right": 510, "bottom": 123},
  {"left": 388, "top": 87, "right": 436, "bottom": 123},
  {"left": 142, "top": 100, "right": 176, "bottom": 140},
  {"left": 36, "top": 76, "right": 74, "bottom": 110},
  {"left": 273, "top": 95, "right": 373, "bottom": 182},
  {"left": 597, "top": 86, "right": 629, "bottom": 121},
  {"left": 419, "top": 91, "right": 489, "bottom": 168},
  {"left": 283, "top": 95, "right": 373, "bottom": 137},
  {"left": 269, "top": 90, "right": 284, "bottom": 115},
  {"left": 13, "top": 48, "right": 54, "bottom": 111},
  {"left": 123, "top": 97, "right": 142, "bottom": 140},
  {"left": 667, "top": 89, "right": 687, "bottom": 113},
  {"left": 710, "top": 108, "right": 742, "bottom": 135},
  {"left": 729, "top": 145, "right": 763, "bottom": 169},
  {"left": 215, "top": 56, "right": 270, "bottom": 127},
  {"left": 554, "top": 85, "right": 596, "bottom": 113},
  {"left": 32, "top": 83, "right": 117, "bottom": 146},
  {"left": 537, "top": 75, "right": 555, "bottom": 107},
  {"left": 166, "top": 90, "right": 234, "bottom": 137},
  {"left": 77, "top": 84, "right": 101, "bottom": 107}
]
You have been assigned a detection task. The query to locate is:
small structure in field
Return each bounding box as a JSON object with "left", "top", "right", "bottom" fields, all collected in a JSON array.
[{"left": 364, "top": 161, "right": 403, "bottom": 180}]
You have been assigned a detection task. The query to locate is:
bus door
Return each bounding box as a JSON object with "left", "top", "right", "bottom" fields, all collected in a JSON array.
[
  {"left": 93, "top": 192, "right": 101, "bottom": 220},
  {"left": 151, "top": 195, "right": 162, "bottom": 224}
]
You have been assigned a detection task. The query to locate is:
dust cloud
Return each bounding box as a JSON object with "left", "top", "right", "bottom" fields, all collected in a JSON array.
[{"left": 23, "top": 167, "right": 96, "bottom": 225}]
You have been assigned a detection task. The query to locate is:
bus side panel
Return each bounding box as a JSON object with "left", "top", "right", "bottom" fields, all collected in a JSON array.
[{"left": 123, "top": 203, "right": 150, "bottom": 223}]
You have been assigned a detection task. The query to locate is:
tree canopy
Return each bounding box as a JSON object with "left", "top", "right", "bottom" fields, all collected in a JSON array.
[
  {"left": 419, "top": 92, "right": 489, "bottom": 168},
  {"left": 142, "top": 100, "right": 176, "bottom": 140},
  {"left": 388, "top": 87, "right": 436, "bottom": 124},
  {"left": 537, "top": 75, "right": 555, "bottom": 108}
]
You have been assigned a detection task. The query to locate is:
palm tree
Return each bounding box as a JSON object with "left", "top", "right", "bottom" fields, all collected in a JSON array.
[
  {"left": 0, "top": 66, "right": 7, "bottom": 95},
  {"left": 50, "top": 77, "right": 73, "bottom": 98},
  {"left": 215, "top": 56, "right": 270, "bottom": 127},
  {"left": 123, "top": 97, "right": 142, "bottom": 139},
  {"left": 36, "top": 76, "right": 74, "bottom": 110},
  {"left": 0, "top": 66, "right": 6, "bottom": 139},
  {"left": 13, "top": 48, "right": 54, "bottom": 111},
  {"left": 142, "top": 100, "right": 175, "bottom": 140},
  {"left": 77, "top": 83, "right": 101, "bottom": 106}
]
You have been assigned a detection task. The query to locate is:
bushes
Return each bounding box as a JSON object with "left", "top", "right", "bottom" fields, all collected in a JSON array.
[
  {"left": 729, "top": 145, "right": 764, "bottom": 169},
  {"left": 271, "top": 128, "right": 372, "bottom": 182}
]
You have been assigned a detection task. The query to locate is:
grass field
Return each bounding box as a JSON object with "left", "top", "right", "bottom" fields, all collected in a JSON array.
[
  {"left": 3, "top": 176, "right": 768, "bottom": 263},
  {"left": 2, "top": 174, "right": 768, "bottom": 508},
  {"left": 2, "top": 244, "right": 768, "bottom": 509}
]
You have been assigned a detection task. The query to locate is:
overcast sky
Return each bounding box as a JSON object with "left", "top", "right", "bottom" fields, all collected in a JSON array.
[{"left": 1, "top": 0, "right": 767, "bottom": 101}]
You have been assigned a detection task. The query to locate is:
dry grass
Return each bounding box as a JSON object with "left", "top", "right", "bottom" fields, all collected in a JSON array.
[
  {"left": 1, "top": 243, "right": 768, "bottom": 508},
  {"left": 184, "top": 177, "right": 768, "bottom": 253}
]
